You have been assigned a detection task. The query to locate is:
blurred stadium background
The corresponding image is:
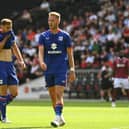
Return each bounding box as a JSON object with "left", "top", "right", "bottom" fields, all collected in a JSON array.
[{"left": 1, "top": 0, "right": 129, "bottom": 101}]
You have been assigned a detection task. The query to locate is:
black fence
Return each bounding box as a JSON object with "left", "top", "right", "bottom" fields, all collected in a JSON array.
[{"left": 66, "top": 69, "right": 101, "bottom": 99}]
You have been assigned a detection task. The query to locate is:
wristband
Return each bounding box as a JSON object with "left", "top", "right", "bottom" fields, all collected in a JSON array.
[{"left": 70, "top": 67, "right": 75, "bottom": 72}]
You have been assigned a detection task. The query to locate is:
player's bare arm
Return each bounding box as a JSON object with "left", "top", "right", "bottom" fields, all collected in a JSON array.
[
  {"left": 38, "top": 45, "right": 47, "bottom": 71},
  {"left": 11, "top": 42, "right": 26, "bottom": 69},
  {"left": 67, "top": 47, "right": 76, "bottom": 82}
]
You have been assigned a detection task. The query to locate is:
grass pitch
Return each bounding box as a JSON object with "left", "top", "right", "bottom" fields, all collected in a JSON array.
[{"left": 0, "top": 99, "right": 129, "bottom": 129}]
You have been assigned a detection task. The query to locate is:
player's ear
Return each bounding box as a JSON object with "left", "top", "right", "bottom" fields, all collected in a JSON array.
[{"left": 57, "top": 19, "right": 60, "bottom": 25}]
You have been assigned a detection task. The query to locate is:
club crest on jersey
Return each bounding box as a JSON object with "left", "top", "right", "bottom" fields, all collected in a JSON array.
[
  {"left": 51, "top": 43, "right": 57, "bottom": 50},
  {"left": 58, "top": 36, "right": 63, "bottom": 41}
]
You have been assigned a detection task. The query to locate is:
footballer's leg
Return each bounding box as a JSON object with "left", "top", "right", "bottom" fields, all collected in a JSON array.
[
  {"left": 127, "top": 89, "right": 129, "bottom": 100},
  {"left": 8, "top": 85, "right": 18, "bottom": 104},
  {"left": 51, "top": 74, "right": 66, "bottom": 127},
  {"left": 112, "top": 79, "right": 121, "bottom": 107},
  {"left": 48, "top": 86, "right": 56, "bottom": 109},
  {"left": 107, "top": 88, "right": 112, "bottom": 101},
  {"left": 51, "top": 86, "right": 65, "bottom": 127},
  {"left": 46, "top": 74, "right": 60, "bottom": 127},
  {"left": 0, "top": 85, "right": 18, "bottom": 123},
  {"left": 48, "top": 86, "right": 66, "bottom": 127},
  {"left": 0, "top": 85, "right": 10, "bottom": 123},
  {"left": 111, "top": 88, "right": 117, "bottom": 107},
  {"left": 47, "top": 74, "right": 66, "bottom": 127},
  {"left": 48, "top": 86, "right": 60, "bottom": 127}
]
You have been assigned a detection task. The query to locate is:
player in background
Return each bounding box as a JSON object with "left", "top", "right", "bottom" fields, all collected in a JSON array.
[
  {"left": 98, "top": 60, "right": 113, "bottom": 101},
  {"left": 38, "top": 11, "right": 76, "bottom": 127},
  {"left": 0, "top": 18, "right": 26, "bottom": 123},
  {"left": 111, "top": 51, "right": 129, "bottom": 107}
]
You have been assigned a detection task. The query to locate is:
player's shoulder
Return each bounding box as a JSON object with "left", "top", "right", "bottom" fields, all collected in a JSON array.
[
  {"left": 40, "top": 30, "right": 50, "bottom": 38},
  {"left": 40, "top": 30, "right": 49, "bottom": 36},
  {"left": 59, "top": 29, "right": 70, "bottom": 36}
]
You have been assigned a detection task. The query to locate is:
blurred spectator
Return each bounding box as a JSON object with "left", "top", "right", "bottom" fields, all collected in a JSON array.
[
  {"left": 98, "top": 60, "right": 113, "bottom": 101},
  {"left": 22, "top": 40, "right": 36, "bottom": 58},
  {"left": 29, "top": 54, "right": 43, "bottom": 79},
  {"left": 20, "top": 9, "right": 32, "bottom": 23},
  {"left": 85, "top": 51, "right": 95, "bottom": 68},
  {"left": 71, "top": 15, "right": 80, "bottom": 29},
  {"left": 123, "top": 25, "right": 129, "bottom": 44},
  {"left": 40, "top": 0, "right": 50, "bottom": 12},
  {"left": 27, "top": 28, "right": 36, "bottom": 41}
]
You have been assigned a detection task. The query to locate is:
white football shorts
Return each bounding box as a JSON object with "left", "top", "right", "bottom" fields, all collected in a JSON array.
[{"left": 113, "top": 78, "right": 129, "bottom": 89}]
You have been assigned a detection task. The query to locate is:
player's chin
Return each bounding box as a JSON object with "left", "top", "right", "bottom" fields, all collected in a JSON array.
[{"left": 49, "top": 25, "right": 53, "bottom": 29}]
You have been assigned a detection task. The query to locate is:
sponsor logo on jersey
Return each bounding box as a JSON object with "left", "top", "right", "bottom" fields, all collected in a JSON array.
[
  {"left": 117, "top": 64, "right": 125, "bottom": 67},
  {"left": 48, "top": 43, "right": 62, "bottom": 54},
  {"left": 48, "top": 51, "right": 62, "bottom": 54}
]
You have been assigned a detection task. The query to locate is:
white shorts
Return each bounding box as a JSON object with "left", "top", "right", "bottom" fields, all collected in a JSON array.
[{"left": 113, "top": 78, "right": 129, "bottom": 89}]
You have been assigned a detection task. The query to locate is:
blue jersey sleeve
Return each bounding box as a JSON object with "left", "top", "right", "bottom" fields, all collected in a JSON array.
[
  {"left": 10, "top": 31, "right": 15, "bottom": 45},
  {"left": 10, "top": 31, "right": 15, "bottom": 40},
  {"left": 38, "top": 34, "right": 45, "bottom": 46},
  {"left": 65, "top": 33, "right": 72, "bottom": 48}
]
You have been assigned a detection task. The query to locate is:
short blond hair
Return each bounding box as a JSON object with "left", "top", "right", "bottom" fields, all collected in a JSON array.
[
  {"left": 0, "top": 18, "right": 12, "bottom": 26},
  {"left": 49, "top": 11, "right": 61, "bottom": 21}
]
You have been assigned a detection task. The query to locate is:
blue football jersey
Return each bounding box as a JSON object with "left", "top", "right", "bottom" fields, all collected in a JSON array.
[
  {"left": 0, "top": 31, "right": 15, "bottom": 49},
  {"left": 38, "top": 29, "right": 72, "bottom": 74}
]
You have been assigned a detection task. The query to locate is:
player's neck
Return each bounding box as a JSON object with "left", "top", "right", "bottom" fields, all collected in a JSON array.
[{"left": 50, "top": 28, "right": 60, "bottom": 34}]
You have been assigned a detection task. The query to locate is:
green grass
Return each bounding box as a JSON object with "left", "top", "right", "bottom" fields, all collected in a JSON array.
[{"left": 1, "top": 99, "right": 129, "bottom": 129}]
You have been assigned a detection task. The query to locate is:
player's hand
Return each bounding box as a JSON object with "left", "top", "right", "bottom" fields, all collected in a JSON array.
[
  {"left": 68, "top": 71, "right": 76, "bottom": 83},
  {"left": 18, "top": 61, "right": 26, "bottom": 69},
  {"left": 40, "top": 62, "right": 47, "bottom": 71}
]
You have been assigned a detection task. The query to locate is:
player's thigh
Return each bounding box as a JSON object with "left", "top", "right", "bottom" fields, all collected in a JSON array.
[
  {"left": 114, "top": 78, "right": 122, "bottom": 88},
  {"left": 48, "top": 86, "right": 57, "bottom": 107},
  {"left": 48, "top": 86, "right": 56, "bottom": 96},
  {"left": 122, "top": 79, "right": 129, "bottom": 89},
  {"left": 0, "top": 85, "right": 8, "bottom": 95},
  {"left": 55, "top": 86, "right": 65, "bottom": 97},
  {"left": 8, "top": 85, "right": 18, "bottom": 96}
]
